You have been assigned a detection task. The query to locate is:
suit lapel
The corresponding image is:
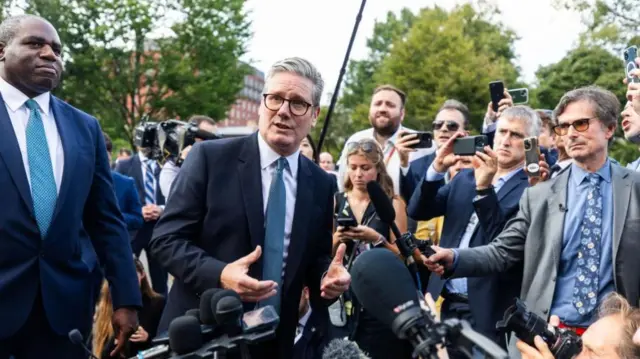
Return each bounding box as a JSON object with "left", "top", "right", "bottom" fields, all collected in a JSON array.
[
  {"left": 0, "top": 94, "right": 33, "bottom": 213},
  {"left": 49, "top": 97, "right": 78, "bottom": 226},
  {"left": 496, "top": 170, "right": 527, "bottom": 201},
  {"left": 283, "top": 157, "right": 313, "bottom": 291},
  {"left": 238, "top": 133, "right": 265, "bottom": 254},
  {"left": 611, "top": 165, "right": 631, "bottom": 266},
  {"left": 546, "top": 169, "right": 570, "bottom": 266}
]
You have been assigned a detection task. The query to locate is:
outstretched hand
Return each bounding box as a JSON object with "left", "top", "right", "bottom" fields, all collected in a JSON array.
[{"left": 321, "top": 243, "right": 351, "bottom": 299}]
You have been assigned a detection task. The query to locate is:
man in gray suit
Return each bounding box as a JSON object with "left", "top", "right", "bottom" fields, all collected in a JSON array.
[{"left": 425, "top": 86, "right": 640, "bottom": 357}]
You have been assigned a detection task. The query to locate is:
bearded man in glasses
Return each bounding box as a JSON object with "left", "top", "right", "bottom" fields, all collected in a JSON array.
[{"left": 424, "top": 85, "right": 640, "bottom": 358}]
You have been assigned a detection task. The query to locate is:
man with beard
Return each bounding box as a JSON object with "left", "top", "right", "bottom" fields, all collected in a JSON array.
[{"left": 336, "top": 85, "right": 435, "bottom": 195}]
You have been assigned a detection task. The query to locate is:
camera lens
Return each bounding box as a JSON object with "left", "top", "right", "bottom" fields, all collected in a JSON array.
[{"left": 524, "top": 141, "right": 531, "bottom": 150}]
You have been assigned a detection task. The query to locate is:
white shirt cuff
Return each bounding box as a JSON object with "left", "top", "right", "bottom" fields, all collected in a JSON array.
[{"left": 426, "top": 163, "right": 446, "bottom": 182}]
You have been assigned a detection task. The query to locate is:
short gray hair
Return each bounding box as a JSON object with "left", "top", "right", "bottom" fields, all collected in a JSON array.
[
  {"left": 264, "top": 57, "right": 324, "bottom": 106},
  {"left": 553, "top": 85, "right": 620, "bottom": 129},
  {"left": 0, "top": 15, "right": 43, "bottom": 45},
  {"left": 498, "top": 105, "right": 541, "bottom": 137},
  {"left": 437, "top": 99, "right": 470, "bottom": 127}
]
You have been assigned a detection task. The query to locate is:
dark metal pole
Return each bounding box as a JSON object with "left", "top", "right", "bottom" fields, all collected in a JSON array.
[{"left": 316, "top": 0, "right": 367, "bottom": 157}]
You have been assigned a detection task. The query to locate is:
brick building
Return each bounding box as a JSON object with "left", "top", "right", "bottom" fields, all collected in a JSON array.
[{"left": 217, "top": 65, "right": 265, "bottom": 128}]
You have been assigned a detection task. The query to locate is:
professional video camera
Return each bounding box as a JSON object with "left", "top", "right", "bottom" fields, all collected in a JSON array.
[
  {"left": 496, "top": 298, "right": 582, "bottom": 359},
  {"left": 136, "top": 288, "right": 278, "bottom": 358},
  {"left": 133, "top": 119, "right": 219, "bottom": 165},
  {"left": 351, "top": 249, "right": 509, "bottom": 359}
]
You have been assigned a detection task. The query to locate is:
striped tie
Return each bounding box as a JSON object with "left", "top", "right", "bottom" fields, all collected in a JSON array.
[{"left": 144, "top": 160, "right": 156, "bottom": 205}]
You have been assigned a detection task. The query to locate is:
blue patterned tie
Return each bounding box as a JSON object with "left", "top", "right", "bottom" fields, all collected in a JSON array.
[
  {"left": 25, "top": 99, "right": 57, "bottom": 239},
  {"left": 261, "top": 157, "right": 288, "bottom": 313},
  {"left": 144, "top": 160, "right": 156, "bottom": 205},
  {"left": 573, "top": 173, "right": 602, "bottom": 315}
]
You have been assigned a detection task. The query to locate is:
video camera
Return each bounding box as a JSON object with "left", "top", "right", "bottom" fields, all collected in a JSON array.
[
  {"left": 496, "top": 298, "right": 582, "bottom": 359},
  {"left": 133, "top": 119, "right": 219, "bottom": 165}
]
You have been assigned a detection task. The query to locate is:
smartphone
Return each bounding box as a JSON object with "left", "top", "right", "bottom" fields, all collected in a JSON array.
[
  {"left": 489, "top": 81, "right": 505, "bottom": 112},
  {"left": 337, "top": 216, "right": 357, "bottom": 229},
  {"left": 624, "top": 46, "right": 639, "bottom": 84},
  {"left": 403, "top": 131, "right": 433, "bottom": 149},
  {"left": 243, "top": 305, "right": 279, "bottom": 334},
  {"left": 508, "top": 88, "right": 529, "bottom": 104},
  {"left": 453, "top": 135, "right": 488, "bottom": 156},
  {"left": 524, "top": 137, "right": 540, "bottom": 177}
]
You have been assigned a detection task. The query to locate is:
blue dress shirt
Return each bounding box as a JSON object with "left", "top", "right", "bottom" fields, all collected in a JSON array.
[{"left": 550, "top": 160, "right": 615, "bottom": 326}]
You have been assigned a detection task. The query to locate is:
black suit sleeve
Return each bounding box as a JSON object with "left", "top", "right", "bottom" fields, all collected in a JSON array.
[
  {"left": 306, "top": 174, "right": 335, "bottom": 307},
  {"left": 149, "top": 143, "right": 227, "bottom": 295},
  {"left": 473, "top": 191, "right": 513, "bottom": 242},
  {"left": 407, "top": 176, "right": 448, "bottom": 221}
]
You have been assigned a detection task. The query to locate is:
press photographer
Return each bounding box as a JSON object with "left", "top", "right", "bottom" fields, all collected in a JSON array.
[
  {"left": 515, "top": 293, "right": 640, "bottom": 359},
  {"left": 158, "top": 115, "right": 216, "bottom": 198}
]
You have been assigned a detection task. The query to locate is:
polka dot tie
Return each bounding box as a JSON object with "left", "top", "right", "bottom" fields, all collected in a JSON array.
[
  {"left": 572, "top": 173, "right": 602, "bottom": 315},
  {"left": 25, "top": 99, "right": 57, "bottom": 239}
]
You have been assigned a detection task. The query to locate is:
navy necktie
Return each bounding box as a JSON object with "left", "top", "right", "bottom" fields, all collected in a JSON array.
[
  {"left": 573, "top": 173, "right": 602, "bottom": 316},
  {"left": 25, "top": 99, "right": 57, "bottom": 239},
  {"left": 261, "top": 157, "right": 288, "bottom": 313},
  {"left": 144, "top": 159, "right": 156, "bottom": 205}
]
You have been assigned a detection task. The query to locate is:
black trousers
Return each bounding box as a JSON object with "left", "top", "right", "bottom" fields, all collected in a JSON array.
[{"left": 0, "top": 290, "right": 88, "bottom": 359}]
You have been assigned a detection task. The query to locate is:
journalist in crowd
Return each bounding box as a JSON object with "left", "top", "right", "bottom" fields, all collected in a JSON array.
[
  {"left": 0, "top": 15, "right": 140, "bottom": 358},
  {"left": 517, "top": 293, "right": 640, "bottom": 359},
  {"left": 425, "top": 86, "right": 640, "bottom": 358},
  {"left": 149, "top": 57, "right": 351, "bottom": 359},
  {"left": 408, "top": 106, "right": 540, "bottom": 353},
  {"left": 158, "top": 114, "right": 216, "bottom": 198}
]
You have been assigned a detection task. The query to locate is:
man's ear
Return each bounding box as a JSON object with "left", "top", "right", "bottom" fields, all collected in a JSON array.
[{"left": 311, "top": 106, "right": 320, "bottom": 127}]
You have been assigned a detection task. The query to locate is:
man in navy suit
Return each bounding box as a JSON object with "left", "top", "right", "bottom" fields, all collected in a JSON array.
[
  {"left": 115, "top": 144, "right": 167, "bottom": 295},
  {"left": 0, "top": 15, "right": 141, "bottom": 359},
  {"left": 149, "top": 57, "right": 351, "bottom": 359},
  {"left": 103, "top": 132, "right": 143, "bottom": 231},
  {"left": 408, "top": 106, "right": 541, "bottom": 354}
]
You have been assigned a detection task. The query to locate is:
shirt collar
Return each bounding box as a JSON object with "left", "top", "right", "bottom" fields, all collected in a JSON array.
[
  {"left": 0, "top": 77, "right": 50, "bottom": 114},
  {"left": 138, "top": 152, "right": 148, "bottom": 162},
  {"left": 257, "top": 132, "right": 299, "bottom": 175},
  {"left": 298, "top": 307, "right": 312, "bottom": 327},
  {"left": 498, "top": 167, "right": 523, "bottom": 185},
  {"left": 571, "top": 159, "right": 612, "bottom": 186}
]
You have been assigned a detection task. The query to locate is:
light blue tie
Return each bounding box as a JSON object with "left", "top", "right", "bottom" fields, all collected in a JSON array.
[
  {"left": 261, "top": 157, "right": 288, "bottom": 313},
  {"left": 25, "top": 99, "right": 57, "bottom": 239},
  {"left": 144, "top": 160, "right": 156, "bottom": 205},
  {"left": 573, "top": 173, "right": 602, "bottom": 315}
]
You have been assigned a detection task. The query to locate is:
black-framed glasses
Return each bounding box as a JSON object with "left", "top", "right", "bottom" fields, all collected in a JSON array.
[
  {"left": 552, "top": 117, "right": 596, "bottom": 136},
  {"left": 263, "top": 93, "right": 313, "bottom": 116},
  {"left": 432, "top": 120, "right": 460, "bottom": 132}
]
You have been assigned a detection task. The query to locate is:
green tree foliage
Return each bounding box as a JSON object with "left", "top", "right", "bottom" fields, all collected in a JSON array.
[
  {"left": 331, "top": 3, "right": 521, "bottom": 148},
  {"left": 19, "top": 0, "right": 251, "bottom": 147}
]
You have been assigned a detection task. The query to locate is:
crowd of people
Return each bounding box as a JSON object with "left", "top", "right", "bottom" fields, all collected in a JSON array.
[{"left": 2, "top": 12, "right": 640, "bottom": 359}]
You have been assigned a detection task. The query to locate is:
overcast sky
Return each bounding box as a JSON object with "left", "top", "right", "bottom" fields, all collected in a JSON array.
[{"left": 242, "top": 0, "right": 586, "bottom": 105}]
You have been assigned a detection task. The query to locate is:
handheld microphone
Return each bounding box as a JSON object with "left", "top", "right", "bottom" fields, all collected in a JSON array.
[
  {"left": 169, "top": 315, "right": 204, "bottom": 355},
  {"left": 185, "top": 308, "right": 201, "bottom": 321},
  {"left": 322, "top": 338, "right": 370, "bottom": 359},
  {"left": 366, "top": 181, "right": 427, "bottom": 283},
  {"left": 68, "top": 329, "right": 99, "bottom": 359},
  {"left": 351, "top": 249, "right": 508, "bottom": 359}
]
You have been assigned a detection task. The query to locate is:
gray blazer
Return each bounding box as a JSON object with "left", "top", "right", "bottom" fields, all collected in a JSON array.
[{"left": 453, "top": 163, "right": 640, "bottom": 357}]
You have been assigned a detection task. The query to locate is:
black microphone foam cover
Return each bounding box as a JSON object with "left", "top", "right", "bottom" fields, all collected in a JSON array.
[
  {"left": 185, "top": 308, "right": 200, "bottom": 322},
  {"left": 68, "top": 329, "right": 83, "bottom": 345},
  {"left": 210, "top": 289, "right": 241, "bottom": 323},
  {"left": 350, "top": 248, "right": 421, "bottom": 327},
  {"left": 366, "top": 181, "right": 395, "bottom": 224},
  {"left": 215, "top": 296, "right": 244, "bottom": 326},
  {"left": 322, "top": 338, "right": 369, "bottom": 359},
  {"left": 168, "top": 315, "right": 203, "bottom": 355},
  {"left": 199, "top": 288, "right": 222, "bottom": 325}
]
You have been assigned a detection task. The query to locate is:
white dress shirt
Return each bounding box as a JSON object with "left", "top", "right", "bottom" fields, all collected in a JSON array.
[
  {"left": 294, "top": 307, "right": 312, "bottom": 344},
  {"left": 337, "top": 126, "right": 435, "bottom": 194},
  {"left": 159, "top": 159, "right": 180, "bottom": 198},
  {"left": 258, "top": 134, "right": 299, "bottom": 275},
  {"left": 0, "top": 78, "right": 64, "bottom": 193}
]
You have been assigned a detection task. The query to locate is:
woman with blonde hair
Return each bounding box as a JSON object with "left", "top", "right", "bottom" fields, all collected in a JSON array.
[
  {"left": 93, "top": 257, "right": 165, "bottom": 358},
  {"left": 331, "top": 138, "right": 412, "bottom": 359}
]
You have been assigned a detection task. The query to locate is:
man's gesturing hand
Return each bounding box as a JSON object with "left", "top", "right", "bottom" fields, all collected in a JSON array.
[
  {"left": 110, "top": 307, "right": 139, "bottom": 357},
  {"left": 321, "top": 243, "right": 351, "bottom": 299},
  {"left": 422, "top": 246, "right": 455, "bottom": 276},
  {"left": 220, "top": 246, "right": 278, "bottom": 302}
]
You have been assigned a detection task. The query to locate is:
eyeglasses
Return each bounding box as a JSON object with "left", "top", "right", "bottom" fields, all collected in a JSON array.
[
  {"left": 552, "top": 117, "right": 596, "bottom": 136},
  {"left": 263, "top": 94, "right": 313, "bottom": 116},
  {"left": 432, "top": 120, "right": 460, "bottom": 132}
]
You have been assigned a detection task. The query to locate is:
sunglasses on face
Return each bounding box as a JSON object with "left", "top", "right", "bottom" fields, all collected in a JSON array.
[
  {"left": 552, "top": 117, "right": 595, "bottom": 136},
  {"left": 432, "top": 121, "right": 460, "bottom": 132}
]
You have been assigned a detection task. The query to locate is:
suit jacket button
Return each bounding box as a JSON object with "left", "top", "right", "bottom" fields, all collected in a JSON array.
[{"left": 543, "top": 309, "right": 549, "bottom": 315}]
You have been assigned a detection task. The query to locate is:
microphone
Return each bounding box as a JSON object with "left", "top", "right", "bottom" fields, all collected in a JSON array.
[
  {"left": 185, "top": 308, "right": 201, "bottom": 321},
  {"left": 169, "top": 315, "right": 204, "bottom": 355},
  {"left": 366, "top": 181, "right": 427, "bottom": 284},
  {"left": 68, "top": 329, "right": 99, "bottom": 359},
  {"left": 350, "top": 249, "right": 508, "bottom": 359},
  {"left": 322, "top": 338, "right": 370, "bottom": 359}
]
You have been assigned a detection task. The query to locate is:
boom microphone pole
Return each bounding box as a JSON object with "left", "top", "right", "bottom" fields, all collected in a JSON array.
[{"left": 316, "top": 0, "right": 367, "bottom": 158}]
